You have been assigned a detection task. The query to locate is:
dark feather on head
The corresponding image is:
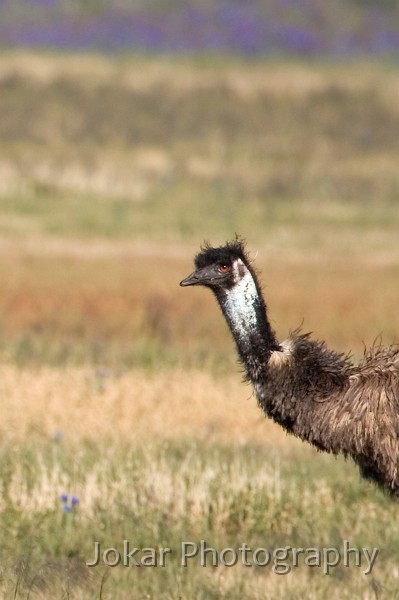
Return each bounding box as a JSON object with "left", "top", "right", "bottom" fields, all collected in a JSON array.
[{"left": 194, "top": 238, "right": 248, "bottom": 270}]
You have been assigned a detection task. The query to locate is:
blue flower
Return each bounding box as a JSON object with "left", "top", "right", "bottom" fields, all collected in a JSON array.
[{"left": 60, "top": 493, "right": 79, "bottom": 512}]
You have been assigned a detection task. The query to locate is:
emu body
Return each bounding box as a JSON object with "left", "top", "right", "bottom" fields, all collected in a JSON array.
[{"left": 180, "top": 239, "right": 399, "bottom": 495}]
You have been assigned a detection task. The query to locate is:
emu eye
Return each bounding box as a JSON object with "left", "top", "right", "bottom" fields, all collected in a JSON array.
[{"left": 219, "top": 264, "right": 230, "bottom": 273}]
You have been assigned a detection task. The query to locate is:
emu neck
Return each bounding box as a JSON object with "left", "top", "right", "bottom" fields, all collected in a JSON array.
[{"left": 215, "top": 264, "right": 278, "bottom": 378}]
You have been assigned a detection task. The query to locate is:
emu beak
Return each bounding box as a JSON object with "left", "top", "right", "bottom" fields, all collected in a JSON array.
[
  {"left": 179, "top": 270, "right": 201, "bottom": 287},
  {"left": 180, "top": 265, "right": 217, "bottom": 287}
]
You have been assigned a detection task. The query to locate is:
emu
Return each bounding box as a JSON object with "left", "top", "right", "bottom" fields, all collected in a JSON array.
[{"left": 180, "top": 239, "right": 399, "bottom": 495}]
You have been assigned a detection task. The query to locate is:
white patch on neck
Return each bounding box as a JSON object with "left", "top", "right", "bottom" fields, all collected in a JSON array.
[
  {"left": 269, "top": 339, "right": 293, "bottom": 368},
  {"left": 223, "top": 259, "right": 259, "bottom": 338}
]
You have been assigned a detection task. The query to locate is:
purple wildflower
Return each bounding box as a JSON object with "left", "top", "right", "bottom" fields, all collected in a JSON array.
[{"left": 60, "top": 493, "right": 79, "bottom": 512}]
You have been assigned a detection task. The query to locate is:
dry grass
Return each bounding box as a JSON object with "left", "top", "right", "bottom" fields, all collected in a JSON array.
[
  {"left": 2, "top": 433, "right": 395, "bottom": 600},
  {"left": 0, "top": 363, "right": 293, "bottom": 447},
  {"left": 1, "top": 51, "right": 399, "bottom": 99}
]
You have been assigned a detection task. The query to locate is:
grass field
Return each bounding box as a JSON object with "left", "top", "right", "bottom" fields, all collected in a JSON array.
[{"left": 0, "top": 52, "right": 398, "bottom": 598}]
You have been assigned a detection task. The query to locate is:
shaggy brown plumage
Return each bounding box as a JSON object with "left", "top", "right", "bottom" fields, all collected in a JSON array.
[{"left": 180, "top": 239, "right": 399, "bottom": 495}]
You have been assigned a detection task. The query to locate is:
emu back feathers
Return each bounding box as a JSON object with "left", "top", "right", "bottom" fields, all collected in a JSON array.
[{"left": 255, "top": 332, "right": 399, "bottom": 492}]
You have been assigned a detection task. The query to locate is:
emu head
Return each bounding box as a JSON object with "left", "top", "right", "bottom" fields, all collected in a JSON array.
[{"left": 179, "top": 239, "right": 252, "bottom": 291}]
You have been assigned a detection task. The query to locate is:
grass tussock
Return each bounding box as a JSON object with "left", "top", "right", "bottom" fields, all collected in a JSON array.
[{"left": 1, "top": 439, "right": 399, "bottom": 599}]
